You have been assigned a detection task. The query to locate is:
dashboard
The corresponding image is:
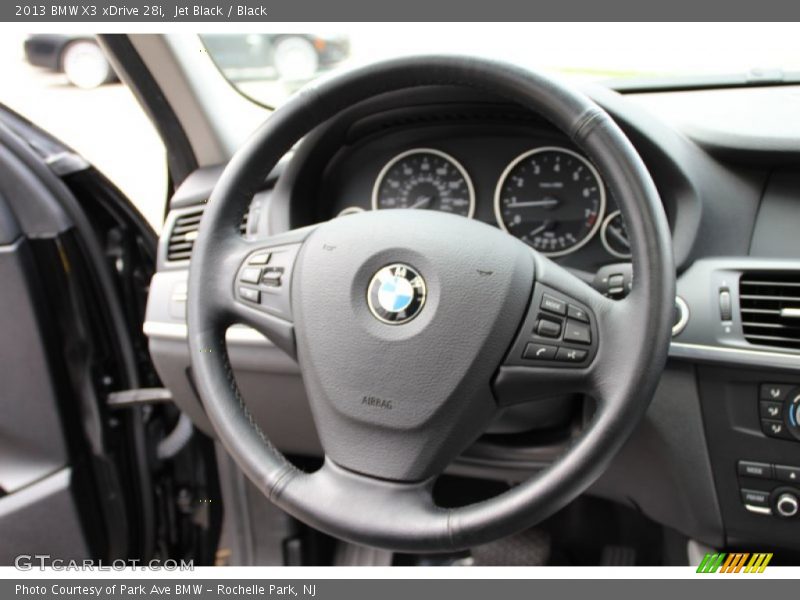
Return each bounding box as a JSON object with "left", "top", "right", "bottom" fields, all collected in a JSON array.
[{"left": 146, "top": 83, "right": 800, "bottom": 555}]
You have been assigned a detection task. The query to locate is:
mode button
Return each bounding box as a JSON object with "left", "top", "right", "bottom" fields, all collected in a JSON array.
[
  {"left": 737, "top": 460, "right": 772, "bottom": 479},
  {"left": 540, "top": 294, "right": 567, "bottom": 316}
]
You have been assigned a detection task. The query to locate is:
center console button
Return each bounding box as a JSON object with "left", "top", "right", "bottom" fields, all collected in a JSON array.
[
  {"left": 760, "top": 401, "right": 783, "bottom": 420},
  {"left": 740, "top": 488, "right": 770, "bottom": 508},
  {"left": 737, "top": 461, "right": 772, "bottom": 479},
  {"left": 761, "top": 419, "right": 793, "bottom": 440},
  {"left": 759, "top": 383, "right": 794, "bottom": 402},
  {"left": 775, "top": 465, "right": 800, "bottom": 484},
  {"left": 775, "top": 492, "right": 799, "bottom": 518}
]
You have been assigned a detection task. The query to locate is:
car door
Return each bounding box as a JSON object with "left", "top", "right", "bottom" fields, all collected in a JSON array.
[{"left": 0, "top": 105, "right": 220, "bottom": 566}]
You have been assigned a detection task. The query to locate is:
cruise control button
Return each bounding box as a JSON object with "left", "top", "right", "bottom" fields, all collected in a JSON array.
[
  {"left": 248, "top": 252, "right": 271, "bottom": 265},
  {"left": 556, "top": 347, "right": 587, "bottom": 363},
  {"left": 240, "top": 266, "right": 262, "bottom": 284},
  {"left": 760, "top": 401, "right": 783, "bottom": 420},
  {"left": 563, "top": 319, "right": 591, "bottom": 344},
  {"left": 536, "top": 318, "right": 562, "bottom": 338},
  {"left": 737, "top": 461, "right": 772, "bottom": 479},
  {"left": 760, "top": 383, "right": 794, "bottom": 402},
  {"left": 740, "top": 488, "right": 770, "bottom": 508},
  {"left": 540, "top": 294, "right": 567, "bottom": 316},
  {"left": 567, "top": 304, "right": 589, "bottom": 323},
  {"left": 761, "top": 419, "right": 793, "bottom": 440},
  {"left": 523, "top": 343, "right": 557, "bottom": 360},
  {"left": 775, "top": 465, "right": 800, "bottom": 484},
  {"left": 238, "top": 287, "right": 260, "bottom": 303}
]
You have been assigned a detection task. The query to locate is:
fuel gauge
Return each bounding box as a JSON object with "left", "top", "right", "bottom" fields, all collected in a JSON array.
[{"left": 600, "top": 210, "right": 631, "bottom": 259}]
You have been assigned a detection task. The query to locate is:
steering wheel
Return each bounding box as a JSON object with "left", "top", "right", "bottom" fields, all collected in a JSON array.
[{"left": 187, "top": 56, "right": 674, "bottom": 552}]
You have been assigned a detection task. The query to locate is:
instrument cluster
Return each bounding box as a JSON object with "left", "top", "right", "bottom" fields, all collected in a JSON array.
[{"left": 332, "top": 142, "right": 631, "bottom": 261}]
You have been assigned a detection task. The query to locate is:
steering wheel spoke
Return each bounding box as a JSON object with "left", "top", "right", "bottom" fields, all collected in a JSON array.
[
  {"left": 493, "top": 252, "right": 616, "bottom": 406},
  {"left": 215, "top": 226, "right": 317, "bottom": 358},
  {"left": 277, "top": 459, "right": 450, "bottom": 552}
]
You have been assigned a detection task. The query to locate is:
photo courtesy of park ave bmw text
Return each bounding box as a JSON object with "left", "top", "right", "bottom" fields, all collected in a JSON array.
[{"left": 2, "top": 2, "right": 800, "bottom": 597}]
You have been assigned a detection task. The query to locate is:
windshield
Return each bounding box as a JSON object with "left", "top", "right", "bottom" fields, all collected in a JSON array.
[{"left": 201, "top": 23, "right": 800, "bottom": 108}]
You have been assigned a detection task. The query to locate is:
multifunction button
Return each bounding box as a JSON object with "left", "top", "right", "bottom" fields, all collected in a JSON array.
[
  {"left": 536, "top": 318, "right": 562, "bottom": 338},
  {"left": 235, "top": 243, "right": 301, "bottom": 321},
  {"left": 556, "top": 347, "right": 587, "bottom": 363},
  {"left": 240, "top": 266, "right": 262, "bottom": 284},
  {"left": 523, "top": 343, "right": 557, "bottom": 360},
  {"left": 540, "top": 294, "right": 566, "bottom": 316},
  {"left": 563, "top": 320, "right": 591, "bottom": 345},
  {"left": 567, "top": 304, "right": 589, "bottom": 323},
  {"left": 238, "top": 287, "right": 260, "bottom": 303},
  {"left": 510, "top": 284, "right": 598, "bottom": 368},
  {"left": 262, "top": 266, "right": 284, "bottom": 287},
  {"left": 248, "top": 252, "right": 271, "bottom": 265}
]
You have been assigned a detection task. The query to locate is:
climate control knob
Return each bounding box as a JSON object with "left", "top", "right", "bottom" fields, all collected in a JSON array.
[{"left": 776, "top": 492, "right": 799, "bottom": 518}]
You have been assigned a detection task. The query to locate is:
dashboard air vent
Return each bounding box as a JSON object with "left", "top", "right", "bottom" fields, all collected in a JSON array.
[
  {"left": 740, "top": 272, "right": 800, "bottom": 350},
  {"left": 167, "top": 207, "right": 251, "bottom": 263},
  {"left": 167, "top": 209, "right": 203, "bottom": 262}
]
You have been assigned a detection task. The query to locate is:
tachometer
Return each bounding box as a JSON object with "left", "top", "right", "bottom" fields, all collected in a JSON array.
[
  {"left": 494, "top": 147, "right": 606, "bottom": 256},
  {"left": 372, "top": 149, "right": 475, "bottom": 218}
]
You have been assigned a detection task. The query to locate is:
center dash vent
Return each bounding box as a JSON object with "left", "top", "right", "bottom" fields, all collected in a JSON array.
[{"left": 740, "top": 271, "right": 800, "bottom": 350}]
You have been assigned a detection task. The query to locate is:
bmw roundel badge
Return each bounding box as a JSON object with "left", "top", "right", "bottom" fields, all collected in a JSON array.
[{"left": 367, "top": 264, "right": 427, "bottom": 324}]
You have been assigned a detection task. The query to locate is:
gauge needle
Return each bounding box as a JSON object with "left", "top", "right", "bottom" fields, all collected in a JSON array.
[
  {"left": 528, "top": 223, "right": 548, "bottom": 237},
  {"left": 608, "top": 225, "right": 630, "bottom": 248},
  {"left": 507, "top": 198, "right": 560, "bottom": 209},
  {"left": 409, "top": 196, "right": 433, "bottom": 209}
]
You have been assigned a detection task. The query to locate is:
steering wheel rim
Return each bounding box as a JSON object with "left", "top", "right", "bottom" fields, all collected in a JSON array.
[{"left": 187, "top": 55, "right": 675, "bottom": 552}]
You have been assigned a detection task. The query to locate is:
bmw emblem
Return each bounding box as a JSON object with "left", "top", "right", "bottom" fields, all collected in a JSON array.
[{"left": 367, "top": 264, "right": 427, "bottom": 325}]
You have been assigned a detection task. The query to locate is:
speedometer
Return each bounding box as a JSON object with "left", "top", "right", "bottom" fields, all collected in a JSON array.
[
  {"left": 494, "top": 147, "right": 606, "bottom": 256},
  {"left": 372, "top": 149, "right": 475, "bottom": 218}
]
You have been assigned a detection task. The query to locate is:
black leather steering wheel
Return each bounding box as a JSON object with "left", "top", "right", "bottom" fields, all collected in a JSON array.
[{"left": 187, "top": 56, "right": 675, "bottom": 552}]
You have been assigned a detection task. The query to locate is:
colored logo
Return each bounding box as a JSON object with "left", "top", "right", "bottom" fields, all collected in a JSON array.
[
  {"left": 696, "top": 552, "right": 772, "bottom": 573},
  {"left": 367, "top": 264, "right": 426, "bottom": 324}
]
